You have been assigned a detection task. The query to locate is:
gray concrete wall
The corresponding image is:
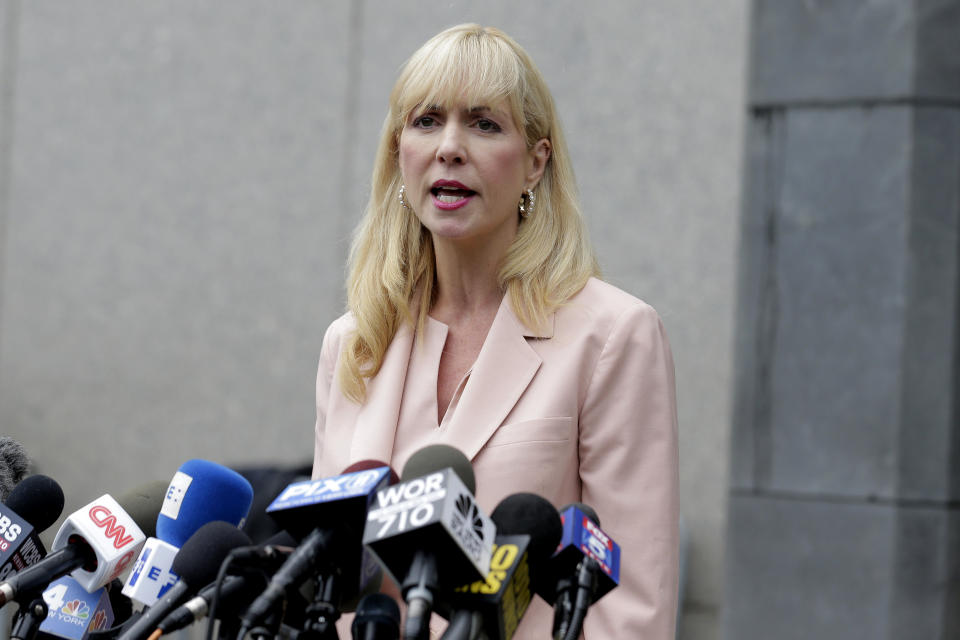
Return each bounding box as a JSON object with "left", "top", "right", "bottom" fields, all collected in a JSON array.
[
  {"left": 725, "top": 1, "right": 960, "bottom": 638},
  {"left": 0, "top": 2, "right": 748, "bottom": 637}
]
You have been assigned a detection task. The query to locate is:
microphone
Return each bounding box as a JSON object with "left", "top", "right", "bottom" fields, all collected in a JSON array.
[
  {"left": 239, "top": 460, "right": 396, "bottom": 633},
  {"left": 351, "top": 593, "right": 400, "bottom": 640},
  {"left": 488, "top": 493, "right": 564, "bottom": 607},
  {"left": 440, "top": 493, "right": 563, "bottom": 640},
  {"left": 550, "top": 504, "right": 621, "bottom": 640},
  {"left": 104, "top": 579, "right": 133, "bottom": 628},
  {"left": 156, "top": 460, "right": 254, "bottom": 547},
  {"left": 116, "top": 521, "right": 252, "bottom": 640},
  {"left": 0, "top": 488, "right": 151, "bottom": 606},
  {"left": 34, "top": 483, "right": 165, "bottom": 640},
  {"left": 36, "top": 574, "right": 116, "bottom": 640},
  {"left": 86, "top": 586, "right": 141, "bottom": 640},
  {"left": 362, "top": 445, "right": 495, "bottom": 640},
  {"left": 113, "top": 482, "right": 169, "bottom": 541},
  {"left": 0, "top": 475, "right": 64, "bottom": 580},
  {"left": 122, "top": 461, "right": 253, "bottom": 608},
  {"left": 155, "top": 530, "right": 296, "bottom": 634},
  {"left": 0, "top": 439, "right": 30, "bottom": 502},
  {"left": 62, "top": 480, "right": 167, "bottom": 640}
]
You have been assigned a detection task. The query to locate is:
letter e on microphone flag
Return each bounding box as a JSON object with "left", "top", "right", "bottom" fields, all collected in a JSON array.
[{"left": 161, "top": 471, "right": 192, "bottom": 520}]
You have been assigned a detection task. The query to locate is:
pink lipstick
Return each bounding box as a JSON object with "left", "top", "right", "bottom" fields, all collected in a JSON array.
[{"left": 430, "top": 179, "right": 475, "bottom": 211}]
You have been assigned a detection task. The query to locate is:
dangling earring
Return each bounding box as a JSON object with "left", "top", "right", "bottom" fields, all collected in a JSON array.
[
  {"left": 518, "top": 188, "right": 536, "bottom": 218},
  {"left": 398, "top": 184, "right": 411, "bottom": 210}
]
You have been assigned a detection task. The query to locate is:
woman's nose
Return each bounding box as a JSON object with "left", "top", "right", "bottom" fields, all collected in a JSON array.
[{"left": 435, "top": 125, "right": 466, "bottom": 164}]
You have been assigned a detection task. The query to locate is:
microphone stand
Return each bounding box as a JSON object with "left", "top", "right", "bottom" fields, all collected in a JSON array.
[
  {"left": 551, "top": 575, "right": 575, "bottom": 640},
  {"left": 438, "top": 610, "right": 483, "bottom": 640},
  {"left": 297, "top": 573, "right": 341, "bottom": 640},
  {"left": 556, "top": 558, "right": 599, "bottom": 640},
  {"left": 10, "top": 595, "right": 48, "bottom": 640},
  {"left": 239, "top": 606, "right": 284, "bottom": 640}
]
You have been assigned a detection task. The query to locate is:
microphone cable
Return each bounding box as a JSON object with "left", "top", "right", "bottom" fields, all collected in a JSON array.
[
  {"left": 203, "top": 536, "right": 295, "bottom": 640},
  {"left": 202, "top": 549, "right": 235, "bottom": 640}
]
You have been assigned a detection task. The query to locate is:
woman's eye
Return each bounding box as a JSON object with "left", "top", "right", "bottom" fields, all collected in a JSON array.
[
  {"left": 475, "top": 118, "right": 501, "bottom": 132},
  {"left": 413, "top": 115, "right": 438, "bottom": 128}
]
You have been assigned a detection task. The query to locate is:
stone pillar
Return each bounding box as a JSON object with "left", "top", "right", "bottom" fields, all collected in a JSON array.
[{"left": 724, "top": 1, "right": 960, "bottom": 639}]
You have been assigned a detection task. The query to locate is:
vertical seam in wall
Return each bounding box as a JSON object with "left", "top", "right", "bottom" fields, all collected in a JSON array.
[
  {"left": 334, "top": 0, "right": 364, "bottom": 309},
  {"left": 889, "top": 99, "right": 918, "bottom": 639},
  {"left": 753, "top": 106, "right": 784, "bottom": 488},
  {"left": 949, "top": 111, "right": 960, "bottom": 637},
  {"left": 953, "top": 108, "right": 960, "bottom": 503},
  {"left": 895, "top": 104, "right": 918, "bottom": 510},
  {"left": 947, "top": 98, "right": 960, "bottom": 640},
  {"left": 0, "top": 0, "right": 21, "bottom": 380}
]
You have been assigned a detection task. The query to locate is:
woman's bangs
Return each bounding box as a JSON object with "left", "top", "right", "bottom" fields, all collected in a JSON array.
[{"left": 394, "top": 32, "right": 526, "bottom": 128}]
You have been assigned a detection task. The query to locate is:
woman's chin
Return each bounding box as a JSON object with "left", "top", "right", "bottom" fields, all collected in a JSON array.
[{"left": 423, "top": 218, "right": 474, "bottom": 240}]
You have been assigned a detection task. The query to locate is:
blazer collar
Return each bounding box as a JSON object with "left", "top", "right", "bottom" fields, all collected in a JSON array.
[
  {"left": 348, "top": 320, "right": 415, "bottom": 466},
  {"left": 348, "top": 294, "right": 552, "bottom": 466},
  {"left": 437, "top": 295, "right": 546, "bottom": 460}
]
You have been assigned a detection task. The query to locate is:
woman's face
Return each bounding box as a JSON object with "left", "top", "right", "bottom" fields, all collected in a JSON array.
[{"left": 398, "top": 98, "right": 549, "bottom": 251}]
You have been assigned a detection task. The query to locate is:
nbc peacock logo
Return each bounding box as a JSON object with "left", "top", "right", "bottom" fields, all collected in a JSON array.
[
  {"left": 60, "top": 600, "right": 90, "bottom": 619},
  {"left": 91, "top": 609, "right": 108, "bottom": 630},
  {"left": 454, "top": 494, "right": 485, "bottom": 540}
]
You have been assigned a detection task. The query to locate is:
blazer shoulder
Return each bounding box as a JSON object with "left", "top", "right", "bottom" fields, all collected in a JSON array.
[
  {"left": 322, "top": 311, "right": 356, "bottom": 345},
  {"left": 564, "top": 277, "right": 662, "bottom": 328},
  {"left": 317, "top": 311, "right": 357, "bottom": 373}
]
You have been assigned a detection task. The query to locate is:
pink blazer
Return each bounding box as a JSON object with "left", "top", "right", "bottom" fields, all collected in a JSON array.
[{"left": 313, "top": 277, "right": 679, "bottom": 639}]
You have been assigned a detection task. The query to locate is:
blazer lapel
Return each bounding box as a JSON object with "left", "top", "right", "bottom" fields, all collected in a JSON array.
[
  {"left": 439, "top": 297, "right": 553, "bottom": 461},
  {"left": 348, "top": 321, "right": 415, "bottom": 465}
]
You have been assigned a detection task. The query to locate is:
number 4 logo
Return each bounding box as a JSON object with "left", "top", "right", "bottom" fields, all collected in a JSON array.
[{"left": 42, "top": 582, "right": 68, "bottom": 611}]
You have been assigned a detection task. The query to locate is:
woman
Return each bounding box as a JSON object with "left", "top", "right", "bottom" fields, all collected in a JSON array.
[{"left": 313, "top": 24, "right": 678, "bottom": 639}]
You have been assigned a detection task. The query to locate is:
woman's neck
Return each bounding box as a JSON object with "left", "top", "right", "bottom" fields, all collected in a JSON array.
[{"left": 430, "top": 240, "right": 505, "bottom": 324}]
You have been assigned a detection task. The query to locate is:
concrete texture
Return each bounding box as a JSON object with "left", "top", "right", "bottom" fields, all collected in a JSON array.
[
  {"left": 725, "top": 494, "right": 957, "bottom": 640},
  {"left": 770, "top": 106, "right": 909, "bottom": 499},
  {"left": 900, "top": 106, "right": 960, "bottom": 502},
  {"left": 726, "top": 0, "right": 960, "bottom": 637},
  {"left": 2, "top": 0, "right": 349, "bottom": 479},
  {"left": 751, "top": 0, "right": 960, "bottom": 104},
  {"left": 0, "top": 2, "right": 749, "bottom": 638}
]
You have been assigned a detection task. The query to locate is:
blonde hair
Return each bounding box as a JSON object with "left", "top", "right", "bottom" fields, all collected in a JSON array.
[{"left": 339, "top": 24, "right": 599, "bottom": 402}]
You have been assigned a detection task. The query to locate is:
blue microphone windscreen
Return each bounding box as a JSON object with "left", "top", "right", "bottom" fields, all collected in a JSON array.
[{"left": 156, "top": 459, "right": 254, "bottom": 548}]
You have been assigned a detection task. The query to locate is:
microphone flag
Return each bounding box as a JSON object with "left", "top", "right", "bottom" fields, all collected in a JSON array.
[
  {"left": 554, "top": 505, "right": 620, "bottom": 601},
  {"left": 363, "top": 467, "right": 495, "bottom": 590},
  {"left": 0, "top": 506, "right": 45, "bottom": 581},
  {"left": 38, "top": 575, "right": 115, "bottom": 640}
]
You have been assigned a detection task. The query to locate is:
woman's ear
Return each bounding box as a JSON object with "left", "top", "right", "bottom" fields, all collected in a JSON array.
[{"left": 526, "top": 138, "right": 552, "bottom": 188}]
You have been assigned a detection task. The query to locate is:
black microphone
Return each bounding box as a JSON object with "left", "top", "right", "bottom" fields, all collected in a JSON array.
[
  {"left": 362, "top": 445, "right": 496, "bottom": 640},
  {"left": 156, "top": 530, "right": 296, "bottom": 634},
  {"left": 440, "top": 493, "right": 563, "bottom": 640},
  {"left": 117, "top": 521, "right": 252, "bottom": 640},
  {"left": 351, "top": 593, "right": 400, "bottom": 640},
  {"left": 0, "top": 474, "right": 63, "bottom": 640},
  {"left": 0, "top": 475, "right": 64, "bottom": 581},
  {"left": 103, "top": 578, "right": 133, "bottom": 628},
  {"left": 0, "top": 439, "right": 30, "bottom": 502},
  {"left": 488, "top": 493, "right": 564, "bottom": 606},
  {"left": 239, "top": 459, "right": 396, "bottom": 635},
  {"left": 550, "top": 504, "right": 621, "bottom": 640}
]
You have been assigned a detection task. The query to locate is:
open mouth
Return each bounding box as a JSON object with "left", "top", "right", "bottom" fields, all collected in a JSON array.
[{"left": 431, "top": 185, "right": 476, "bottom": 203}]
